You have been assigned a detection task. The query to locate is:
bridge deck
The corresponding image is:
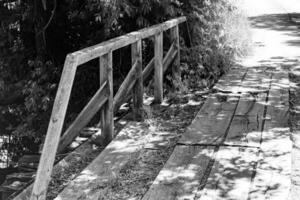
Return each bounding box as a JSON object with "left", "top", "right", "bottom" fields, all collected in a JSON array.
[
  {"left": 53, "top": 8, "right": 297, "bottom": 200},
  {"left": 142, "top": 65, "right": 291, "bottom": 200}
]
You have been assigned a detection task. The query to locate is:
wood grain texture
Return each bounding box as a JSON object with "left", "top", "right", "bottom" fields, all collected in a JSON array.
[
  {"left": 198, "top": 146, "right": 258, "bottom": 200},
  {"left": 170, "top": 25, "right": 180, "bottom": 79},
  {"left": 132, "top": 40, "right": 143, "bottom": 120},
  {"left": 249, "top": 71, "right": 291, "bottom": 200},
  {"left": 14, "top": 140, "right": 102, "bottom": 200},
  {"left": 73, "top": 17, "right": 186, "bottom": 65},
  {"left": 102, "top": 52, "right": 114, "bottom": 143},
  {"left": 143, "top": 57, "right": 155, "bottom": 81},
  {"left": 57, "top": 82, "right": 108, "bottom": 153},
  {"left": 179, "top": 94, "right": 239, "bottom": 145},
  {"left": 154, "top": 32, "right": 163, "bottom": 103},
  {"left": 142, "top": 146, "right": 214, "bottom": 200},
  {"left": 30, "top": 55, "right": 78, "bottom": 200},
  {"left": 238, "top": 68, "right": 271, "bottom": 93},
  {"left": 113, "top": 60, "right": 139, "bottom": 112},
  {"left": 224, "top": 93, "right": 267, "bottom": 147},
  {"left": 213, "top": 67, "right": 247, "bottom": 93},
  {"left": 55, "top": 122, "right": 177, "bottom": 200},
  {"left": 98, "top": 55, "right": 108, "bottom": 128}
]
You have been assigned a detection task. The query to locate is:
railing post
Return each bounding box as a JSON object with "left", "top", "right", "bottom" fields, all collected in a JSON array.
[
  {"left": 154, "top": 31, "right": 163, "bottom": 103},
  {"left": 30, "top": 55, "right": 78, "bottom": 200},
  {"left": 170, "top": 25, "right": 180, "bottom": 79},
  {"left": 132, "top": 40, "right": 143, "bottom": 120},
  {"left": 99, "top": 55, "right": 107, "bottom": 129},
  {"left": 100, "top": 52, "right": 114, "bottom": 144}
]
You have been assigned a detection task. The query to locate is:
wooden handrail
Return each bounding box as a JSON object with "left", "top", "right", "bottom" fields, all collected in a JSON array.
[
  {"left": 71, "top": 16, "right": 186, "bottom": 66},
  {"left": 28, "top": 16, "right": 186, "bottom": 200}
]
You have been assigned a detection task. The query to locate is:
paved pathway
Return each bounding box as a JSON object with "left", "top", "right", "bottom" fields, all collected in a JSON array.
[{"left": 143, "top": 1, "right": 300, "bottom": 199}]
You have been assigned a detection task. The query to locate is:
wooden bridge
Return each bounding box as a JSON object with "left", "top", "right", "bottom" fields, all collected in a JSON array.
[{"left": 12, "top": 3, "right": 298, "bottom": 199}]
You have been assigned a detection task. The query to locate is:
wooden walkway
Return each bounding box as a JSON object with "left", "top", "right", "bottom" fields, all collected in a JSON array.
[
  {"left": 13, "top": 1, "right": 297, "bottom": 199},
  {"left": 143, "top": 65, "right": 291, "bottom": 200}
]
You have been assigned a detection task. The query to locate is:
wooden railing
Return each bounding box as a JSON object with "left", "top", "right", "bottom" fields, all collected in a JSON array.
[{"left": 29, "top": 16, "right": 186, "bottom": 200}]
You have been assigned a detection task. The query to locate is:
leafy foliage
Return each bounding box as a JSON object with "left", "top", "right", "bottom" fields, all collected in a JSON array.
[{"left": 179, "top": 0, "right": 250, "bottom": 89}]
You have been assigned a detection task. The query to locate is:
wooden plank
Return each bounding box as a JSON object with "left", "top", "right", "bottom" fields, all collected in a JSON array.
[
  {"left": 213, "top": 67, "right": 247, "bottom": 93},
  {"left": 179, "top": 68, "right": 267, "bottom": 145},
  {"left": 238, "top": 68, "right": 271, "bottom": 94},
  {"left": 55, "top": 122, "right": 178, "bottom": 200},
  {"left": 143, "top": 58, "right": 155, "bottom": 81},
  {"left": 102, "top": 52, "right": 114, "bottom": 143},
  {"left": 154, "top": 32, "right": 163, "bottom": 103},
  {"left": 163, "top": 49, "right": 177, "bottom": 73},
  {"left": 142, "top": 146, "right": 215, "bottom": 200},
  {"left": 57, "top": 83, "right": 108, "bottom": 153},
  {"left": 30, "top": 55, "right": 78, "bottom": 200},
  {"left": 98, "top": 54, "right": 107, "bottom": 128},
  {"left": 170, "top": 25, "right": 180, "bottom": 79},
  {"left": 143, "top": 42, "right": 176, "bottom": 81},
  {"left": 179, "top": 94, "right": 239, "bottom": 145},
  {"left": 73, "top": 17, "right": 186, "bottom": 65},
  {"left": 113, "top": 60, "right": 139, "bottom": 113},
  {"left": 248, "top": 71, "right": 291, "bottom": 200},
  {"left": 132, "top": 40, "right": 143, "bottom": 120},
  {"left": 198, "top": 146, "right": 259, "bottom": 200},
  {"left": 224, "top": 92, "right": 267, "bottom": 147},
  {"left": 13, "top": 138, "right": 103, "bottom": 200},
  {"left": 118, "top": 47, "right": 177, "bottom": 111},
  {"left": 214, "top": 68, "right": 271, "bottom": 94}
]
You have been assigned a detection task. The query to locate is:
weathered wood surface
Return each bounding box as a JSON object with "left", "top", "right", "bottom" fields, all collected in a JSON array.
[
  {"left": 179, "top": 94, "right": 239, "bottom": 145},
  {"left": 72, "top": 17, "right": 186, "bottom": 65},
  {"left": 142, "top": 41, "right": 176, "bottom": 81},
  {"left": 98, "top": 54, "right": 107, "bottom": 128},
  {"left": 142, "top": 146, "right": 215, "bottom": 200},
  {"left": 119, "top": 45, "right": 178, "bottom": 110},
  {"left": 154, "top": 32, "right": 164, "bottom": 103},
  {"left": 238, "top": 68, "right": 271, "bottom": 93},
  {"left": 198, "top": 146, "right": 259, "bottom": 200},
  {"left": 30, "top": 55, "right": 78, "bottom": 200},
  {"left": 27, "top": 17, "right": 187, "bottom": 200},
  {"left": 170, "top": 25, "right": 180, "bottom": 79},
  {"left": 248, "top": 71, "right": 291, "bottom": 200},
  {"left": 214, "top": 68, "right": 270, "bottom": 94},
  {"left": 101, "top": 52, "right": 114, "bottom": 143},
  {"left": 224, "top": 93, "right": 267, "bottom": 147},
  {"left": 57, "top": 82, "right": 108, "bottom": 153},
  {"left": 113, "top": 60, "right": 139, "bottom": 112},
  {"left": 55, "top": 122, "right": 177, "bottom": 200},
  {"left": 132, "top": 40, "right": 144, "bottom": 120},
  {"left": 213, "top": 67, "right": 247, "bottom": 93},
  {"left": 179, "top": 67, "right": 252, "bottom": 145},
  {"left": 13, "top": 137, "right": 102, "bottom": 200}
]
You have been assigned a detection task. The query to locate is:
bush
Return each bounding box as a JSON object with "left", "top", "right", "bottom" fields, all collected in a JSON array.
[{"left": 179, "top": 0, "right": 251, "bottom": 89}]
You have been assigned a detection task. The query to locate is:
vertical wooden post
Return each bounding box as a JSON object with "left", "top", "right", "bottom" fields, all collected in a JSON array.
[
  {"left": 170, "top": 25, "right": 180, "bottom": 79},
  {"left": 30, "top": 55, "right": 78, "bottom": 200},
  {"left": 98, "top": 56, "right": 107, "bottom": 128},
  {"left": 132, "top": 40, "right": 143, "bottom": 120},
  {"left": 100, "top": 52, "right": 114, "bottom": 144},
  {"left": 154, "top": 32, "right": 163, "bottom": 103}
]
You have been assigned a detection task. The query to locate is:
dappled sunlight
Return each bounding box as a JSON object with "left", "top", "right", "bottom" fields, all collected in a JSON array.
[
  {"left": 180, "top": 94, "right": 238, "bottom": 145},
  {"left": 143, "top": 146, "right": 214, "bottom": 200},
  {"left": 249, "top": 128, "right": 291, "bottom": 200},
  {"left": 55, "top": 3, "right": 299, "bottom": 199},
  {"left": 200, "top": 147, "right": 258, "bottom": 200}
]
